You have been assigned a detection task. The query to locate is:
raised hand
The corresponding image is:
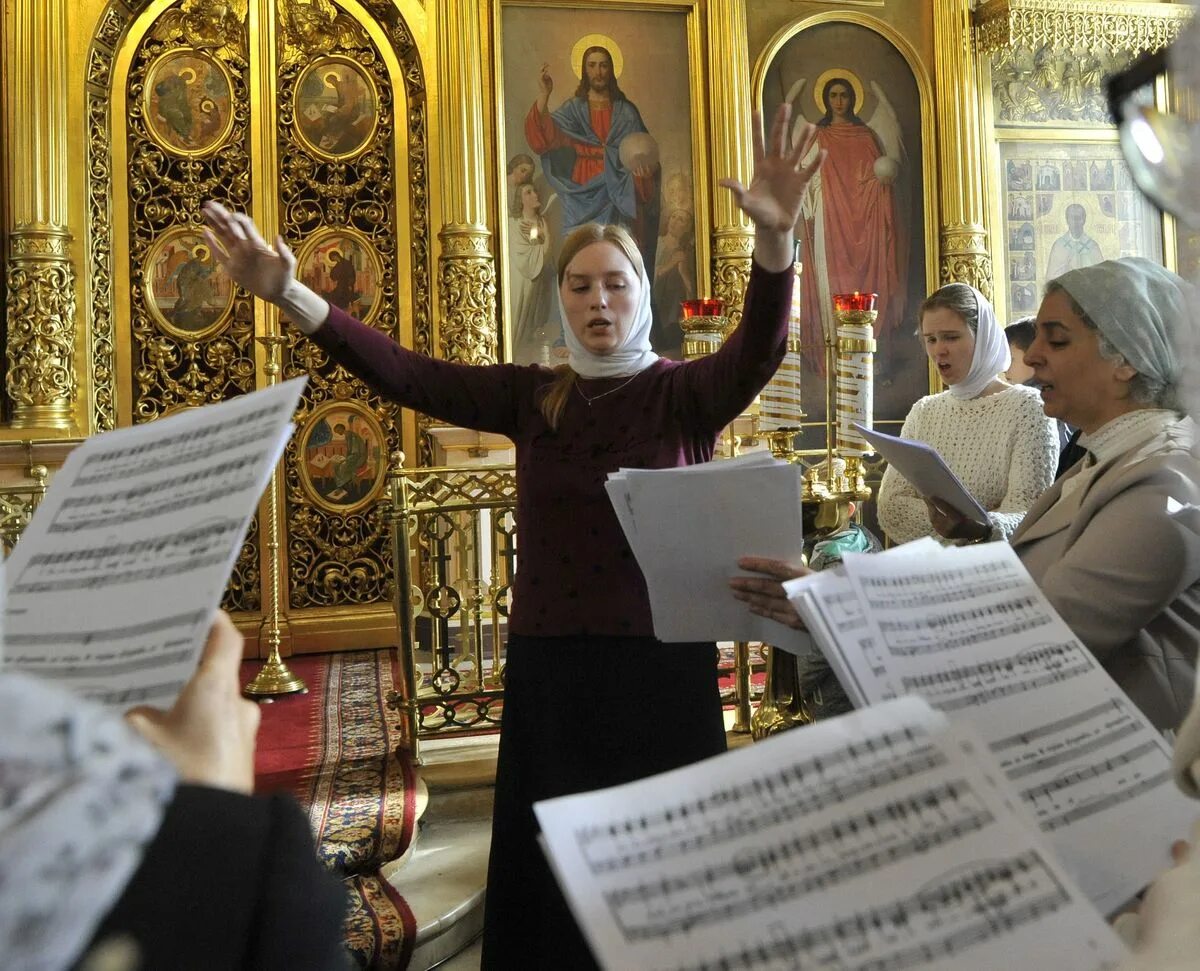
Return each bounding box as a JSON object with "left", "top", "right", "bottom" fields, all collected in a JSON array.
[
  {"left": 719, "top": 104, "right": 825, "bottom": 234},
  {"left": 201, "top": 200, "right": 296, "bottom": 302}
]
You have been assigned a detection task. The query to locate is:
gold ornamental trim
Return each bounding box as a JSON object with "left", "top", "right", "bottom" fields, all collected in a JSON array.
[
  {"left": 975, "top": 0, "right": 1190, "bottom": 56},
  {"left": 438, "top": 250, "right": 498, "bottom": 366},
  {"left": 6, "top": 255, "right": 77, "bottom": 428},
  {"left": 439, "top": 227, "right": 494, "bottom": 259},
  {"left": 940, "top": 250, "right": 995, "bottom": 301}
]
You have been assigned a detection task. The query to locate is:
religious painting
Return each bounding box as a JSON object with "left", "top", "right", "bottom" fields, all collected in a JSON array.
[
  {"left": 298, "top": 401, "right": 388, "bottom": 514},
  {"left": 759, "top": 17, "right": 933, "bottom": 429},
  {"left": 295, "top": 228, "right": 384, "bottom": 323},
  {"left": 143, "top": 50, "right": 235, "bottom": 156},
  {"left": 144, "top": 227, "right": 234, "bottom": 339},
  {"left": 294, "top": 56, "right": 379, "bottom": 160},
  {"left": 995, "top": 142, "right": 1163, "bottom": 318},
  {"left": 498, "top": 4, "right": 701, "bottom": 365}
]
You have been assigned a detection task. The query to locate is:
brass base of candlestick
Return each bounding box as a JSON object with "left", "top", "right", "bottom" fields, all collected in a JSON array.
[{"left": 244, "top": 648, "right": 307, "bottom": 697}]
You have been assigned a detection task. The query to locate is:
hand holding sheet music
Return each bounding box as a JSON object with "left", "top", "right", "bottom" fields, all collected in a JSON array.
[
  {"left": 854, "top": 423, "right": 988, "bottom": 523},
  {"left": 606, "top": 454, "right": 809, "bottom": 648},
  {"left": 535, "top": 696, "right": 1126, "bottom": 970},
  {"left": 787, "top": 540, "right": 1197, "bottom": 915},
  {"left": 2, "top": 378, "right": 306, "bottom": 710}
]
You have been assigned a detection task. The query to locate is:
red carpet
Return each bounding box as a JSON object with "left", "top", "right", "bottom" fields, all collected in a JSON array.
[{"left": 249, "top": 650, "right": 420, "bottom": 970}]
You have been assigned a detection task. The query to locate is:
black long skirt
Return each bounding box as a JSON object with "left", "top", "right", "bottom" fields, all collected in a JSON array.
[{"left": 480, "top": 634, "right": 728, "bottom": 969}]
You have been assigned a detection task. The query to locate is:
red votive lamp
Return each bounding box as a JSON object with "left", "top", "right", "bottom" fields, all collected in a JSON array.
[
  {"left": 680, "top": 297, "right": 725, "bottom": 318},
  {"left": 833, "top": 291, "right": 878, "bottom": 313}
]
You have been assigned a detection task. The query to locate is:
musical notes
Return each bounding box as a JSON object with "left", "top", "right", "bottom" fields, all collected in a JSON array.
[
  {"left": 3, "top": 379, "right": 305, "bottom": 710},
  {"left": 534, "top": 697, "right": 1125, "bottom": 970},
  {"left": 788, "top": 540, "right": 1197, "bottom": 916}
]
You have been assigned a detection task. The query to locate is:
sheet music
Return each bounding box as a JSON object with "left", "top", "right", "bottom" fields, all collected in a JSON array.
[
  {"left": 535, "top": 696, "right": 1125, "bottom": 971},
  {"left": 854, "top": 423, "right": 988, "bottom": 522},
  {"left": 2, "top": 378, "right": 306, "bottom": 710},
  {"left": 606, "top": 457, "right": 808, "bottom": 647},
  {"left": 798, "top": 541, "right": 1196, "bottom": 914}
]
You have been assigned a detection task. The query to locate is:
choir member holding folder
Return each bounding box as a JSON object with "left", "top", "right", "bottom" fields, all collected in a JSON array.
[
  {"left": 877, "top": 283, "right": 1058, "bottom": 545},
  {"left": 202, "top": 104, "right": 824, "bottom": 966}
]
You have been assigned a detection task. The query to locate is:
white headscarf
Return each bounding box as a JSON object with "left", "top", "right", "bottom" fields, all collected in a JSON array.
[
  {"left": 948, "top": 284, "right": 1011, "bottom": 400},
  {"left": 0, "top": 673, "right": 176, "bottom": 971},
  {"left": 558, "top": 236, "right": 659, "bottom": 379}
]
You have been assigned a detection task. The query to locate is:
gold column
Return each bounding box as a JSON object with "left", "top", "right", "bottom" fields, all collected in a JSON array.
[
  {"left": 707, "top": 0, "right": 755, "bottom": 328},
  {"left": 436, "top": 0, "right": 496, "bottom": 365},
  {"left": 933, "top": 0, "right": 994, "bottom": 297},
  {"left": 4, "top": 0, "right": 76, "bottom": 429}
]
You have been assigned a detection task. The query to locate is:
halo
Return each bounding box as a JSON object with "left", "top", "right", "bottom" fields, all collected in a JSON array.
[
  {"left": 813, "top": 68, "right": 865, "bottom": 116},
  {"left": 571, "top": 34, "right": 623, "bottom": 80},
  {"left": 178, "top": 66, "right": 197, "bottom": 84},
  {"left": 191, "top": 243, "right": 210, "bottom": 261}
]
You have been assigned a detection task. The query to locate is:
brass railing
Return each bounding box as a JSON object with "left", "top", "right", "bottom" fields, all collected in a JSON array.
[
  {"left": 0, "top": 463, "right": 49, "bottom": 555},
  {"left": 387, "top": 464, "right": 517, "bottom": 760}
]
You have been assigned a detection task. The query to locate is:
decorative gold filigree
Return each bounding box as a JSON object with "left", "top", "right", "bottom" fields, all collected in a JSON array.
[
  {"left": 6, "top": 240, "right": 77, "bottom": 427},
  {"left": 438, "top": 228, "right": 497, "bottom": 365},
  {"left": 990, "top": 44, "right": 1127, "bottom": 126},
  {"left": 940, "top": 228, "right": 994, "bottom": 300},
  {"left": 975, "top": 0, "right": 1188, "bottom": 56},
  {"left": 149, "top": 0, "right": 249, "bottom": 62},
  {"left": 712, "top": 232, "right": 754, "bottom": 333},
  {"left": 279, "top": 0, "right": 369, "bottom": 71}
]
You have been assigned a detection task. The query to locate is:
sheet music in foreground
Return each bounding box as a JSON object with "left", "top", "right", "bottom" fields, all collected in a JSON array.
[
  {"left": 806, "top": 541, "right": 1196, "bottom": 915},
  {"left": 535, "top": 696, "right": 1125, "bottom": 971},
  {"left": 2, "top": 378, "right": 306, "bottom": 710}
]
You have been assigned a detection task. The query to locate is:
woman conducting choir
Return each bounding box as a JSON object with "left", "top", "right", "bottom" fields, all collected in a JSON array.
[
  {"left": 202, "top": 104, "right": 824, "bottom": 967},
  {"left": 877, "top": 283, "right": 1059, "bottom": 544}
]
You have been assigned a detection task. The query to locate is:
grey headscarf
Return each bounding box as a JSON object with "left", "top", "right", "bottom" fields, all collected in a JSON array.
[{"left": 1051, "top": 257, "right": 1193, "bottom": 393}]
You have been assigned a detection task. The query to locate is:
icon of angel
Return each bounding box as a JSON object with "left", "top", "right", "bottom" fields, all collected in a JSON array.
[{"left": 785, "top": 70, "right": 908, "bottom": 378}]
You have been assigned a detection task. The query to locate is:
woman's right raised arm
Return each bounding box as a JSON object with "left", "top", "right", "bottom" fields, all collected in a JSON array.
[{"left": 201, "top": 202, "right": 523, "bottom": 435}]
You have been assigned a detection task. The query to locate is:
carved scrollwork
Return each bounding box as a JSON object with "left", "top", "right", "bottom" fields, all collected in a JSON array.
[
  {"left": 990, "top": 44, "right": 1128, "bottom": 127},
  {"left": 975, "top": 0, "right": 1188, "bottom": 57},
  {"left": 5, "top": 247, "right": 77, "bottom": 425},
  {"left": 149, "top": 0, "right": 249, "bottom": 62},
  {"left": 438, "top": 227, "right": 497, "bottom": 366},
  {"left": 711, "top": 230, "right": 754, "bottom": 330},
  {"left": 940, "top": 238, "right": 995, "bottom": 301}
]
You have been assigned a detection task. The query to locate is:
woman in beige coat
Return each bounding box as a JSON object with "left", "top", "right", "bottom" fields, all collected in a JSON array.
[{"left": 1013, "top": 257, "right": 1200, "bottom": 730}]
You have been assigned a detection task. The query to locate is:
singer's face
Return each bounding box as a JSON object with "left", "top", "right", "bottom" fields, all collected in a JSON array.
[
  {"left": 921, "top": 307, "right": 975, "bottom": 387},
  {"left": 560, "top": 241, "right": 640, "bottom": 356}
]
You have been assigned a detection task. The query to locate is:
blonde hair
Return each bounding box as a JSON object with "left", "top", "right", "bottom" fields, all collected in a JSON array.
[{"left": 537, "top": 224, "right": 644, "bottom": 430}]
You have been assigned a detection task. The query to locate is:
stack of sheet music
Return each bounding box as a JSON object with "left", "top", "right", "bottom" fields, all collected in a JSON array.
[{"left": 542, "top": 484, "right": 1195, "bottom": 969}]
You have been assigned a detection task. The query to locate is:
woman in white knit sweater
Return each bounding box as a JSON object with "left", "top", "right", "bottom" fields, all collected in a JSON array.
[{"left": 877, "top": 283, "right": 1058, "bottom": 544}]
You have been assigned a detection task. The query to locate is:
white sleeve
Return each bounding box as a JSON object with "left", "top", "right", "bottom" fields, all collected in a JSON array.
[{"left": 276, "top": 278, "right": 330, "bottom": 335}]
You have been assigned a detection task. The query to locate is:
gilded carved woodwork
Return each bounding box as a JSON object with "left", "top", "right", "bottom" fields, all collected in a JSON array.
[
  {"left": 276, "top": 0, "right": 403, "bottom": 611},
  {"left": 5, "top": 0, "right": 76, "bottom": 429},
  {"left": 711, "top": 231, "right": 754, "bottom": 331},
  {"left": 85, "top": 0, "right": 435, "bottom": 624},
  {"left": 5, "top": 237, "right": 77, "bottom": 426},
  {"left": 975, "top": 0, "right": 1188, "bottom": 57},
  {"left": 437, "top": 229, "right": 497, "bottom": 366},
  {"left": 989, "top": 45, "right": 1127, "bottom": 127}
]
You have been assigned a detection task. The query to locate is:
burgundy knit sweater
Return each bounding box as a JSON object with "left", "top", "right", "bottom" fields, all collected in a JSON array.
[{"left": 311, "top": 262, "right": 793, "bottom": 637}]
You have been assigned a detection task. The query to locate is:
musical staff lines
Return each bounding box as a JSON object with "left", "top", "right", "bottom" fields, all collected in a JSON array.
[
  {"left": 858, "top": 561, "right": 1025, "bottom": 610},
  {"left": 899, "top": 643, "right": 1094, "bottom": 711},
  {"left": 606, "top": 782, "right": 995, "bottom": 942},
  {"left": 881, "top": 596, "right": 1052, "bottom": 655},
  {"left": 671, "top": 852, "right": 1069, "bottom": 971}
]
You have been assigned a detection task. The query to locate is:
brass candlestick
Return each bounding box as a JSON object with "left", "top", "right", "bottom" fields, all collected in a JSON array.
[
  {"left": 832, "top": 294, "right": 878, "bottom": 502},
  {"left": 244, "top": 333, "right": 305, "bottom": 698}
]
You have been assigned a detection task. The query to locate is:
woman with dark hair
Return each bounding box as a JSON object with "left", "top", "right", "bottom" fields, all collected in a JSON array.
[{"left": 203, "top": 104, "right": 825, "bottom": 968}]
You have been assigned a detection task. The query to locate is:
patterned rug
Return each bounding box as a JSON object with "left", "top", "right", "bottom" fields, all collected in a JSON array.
[{"left": 252, "top": 650, "right": 424, "bottom": 969}]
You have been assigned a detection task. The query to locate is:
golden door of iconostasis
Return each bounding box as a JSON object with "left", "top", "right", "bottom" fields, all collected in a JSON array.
[{"left": 90, "top": 0, "right": 433, "bottom": 654}]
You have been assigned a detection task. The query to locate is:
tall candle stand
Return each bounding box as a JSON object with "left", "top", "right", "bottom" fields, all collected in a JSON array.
[
  {"left": 244, "top": 333, "right": 305, "bottom": 698},
  {"left": 831, "top": 292, "right": 877, "bottom": 501}
]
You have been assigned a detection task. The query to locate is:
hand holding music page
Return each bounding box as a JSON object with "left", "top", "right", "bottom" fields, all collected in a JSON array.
[
  {"left": 1, "top": 378, "right": 306, "bottom": 709},
  {"left": 854, "top": 422, "right": 988, "bottom": 522},
  {"left": 535, "top": 696, "right": 1126, "bottom": 971}
]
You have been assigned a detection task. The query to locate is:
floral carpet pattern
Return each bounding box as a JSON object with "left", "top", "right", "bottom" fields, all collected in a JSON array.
[{"left": 253, "top": 650, "right": 421, "bottom": 969}]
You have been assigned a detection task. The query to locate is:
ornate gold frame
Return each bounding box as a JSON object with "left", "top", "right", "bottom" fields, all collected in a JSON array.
[
  {"left": 293, "top": 225, "right": 386, "bottom": 324},
  {"left": 490, "top": 0, "right": 714, "bottom": 362},
  {"left": 291, "top": 54, "right": 382, "bottom": 162},
  {"left": 297, "top": 398, "right": 390, "bottom": 516},
  {"left": 975, "top": 0, "right": 1188, "bottom": 323},
  {"left": 753, "top": 10, "right": 941, "bottom": 400},
  {"left": 141, "top": 226, "right": 234, "bottom": 340},
  {"left": 141, "top": 48, "right": 237, "bottom": 158}
]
